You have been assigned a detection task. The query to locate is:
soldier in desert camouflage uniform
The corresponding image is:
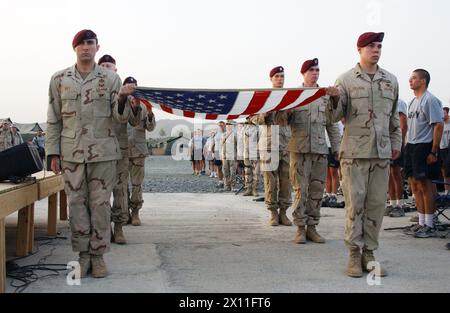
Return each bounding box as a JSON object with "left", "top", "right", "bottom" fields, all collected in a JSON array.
[
  {"left": 128, "top": 94, "right": 156, "bottom": 226},
  {"left": 242, "top": 118, "right": 260, "bottom": 197},
  {"left": 249, "top": 66, "right": 292, "bottom": 227},
  {"left": 286, "top": 58, "right": 341, "bottom": 245},
  {"left": 330, "top": 32, "right": 401, "bottom": 278},
  {"left": 46, "top": 30, "right": 139, "bottom": 278},
  {"left": 221, "top": 121, "right": 237, "bottom": 191},
  {"left": 98, "top": 55, "right": 141, "bottom": 245},
  {"left": 0, "top": 120, "right": 13, "bottom": 152}
]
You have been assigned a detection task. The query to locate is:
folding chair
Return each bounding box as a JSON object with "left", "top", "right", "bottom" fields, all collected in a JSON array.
[
  {"left": 432, "top": 181, "right": 450, "bottom": 224},
  {"left": 385, "top": 181, "right": 450, "bottom": 235}
]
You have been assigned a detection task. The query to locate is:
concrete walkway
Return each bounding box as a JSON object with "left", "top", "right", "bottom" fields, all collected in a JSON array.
[{"left": 4, "top": 193, "right": 450, "bottom": 293}]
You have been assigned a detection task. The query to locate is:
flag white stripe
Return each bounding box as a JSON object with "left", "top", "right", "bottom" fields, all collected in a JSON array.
[
  {"left": 282, "top": 89, "right": 319, "bottom": 111},
  {"left": 195, "top": 113, "right": 207, "bottom": 119},
  {"left": 226, "top": 91, "right": 255, "bottom": 115},
  {"left": 257, "top": 90, "right": 289, "bottom": 113},
  {"left": 216, "top": 115, "right": 229, "bottom": 121},
  {"left": 172, "top": 108, "right": 184, "bottom": 116}
]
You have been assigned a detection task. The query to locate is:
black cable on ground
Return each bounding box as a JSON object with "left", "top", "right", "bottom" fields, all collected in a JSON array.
[{"left": 6, "top": 234, "right": 69, "bottom": 293}]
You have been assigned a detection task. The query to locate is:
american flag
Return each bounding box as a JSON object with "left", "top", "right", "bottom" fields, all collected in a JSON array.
[{"left": 133, "top": 87, "right": 327, "bottom": 120}]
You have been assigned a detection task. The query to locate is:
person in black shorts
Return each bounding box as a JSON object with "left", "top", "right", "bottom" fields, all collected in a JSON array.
[
  {"left": 325, "top": 147, "right": 340, "bottom": 206},
  {"left": 404, "top": 69, "right": 444, "bottom": 238},
  {"left": 439, "top": 107, "right": 450, "bottom": 194},
  {"left": 387, "top": 99, "right": 408, "bottom": 217}
]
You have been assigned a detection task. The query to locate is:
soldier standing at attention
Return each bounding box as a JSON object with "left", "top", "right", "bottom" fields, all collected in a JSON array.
[
  {"left": 0, "top": 121, "right": 13, "bottom": 152},
  {"left": 46, "top": 30, "right": 138, "bottom": 278},
  {"left": 10, "top": 124, "right": 24, "bottom": 146},
  {"left": 221, "top": 121, "right": 237, "bottom": 192},
  {"left": 287, "top": 59, "right": 341, "bottom": 244},
  {"left": 242, "top": 117, "right": 260, "bottom": 197},
  {"left": 330, "top": 32, "right": 402, "bottom": 278},
  {"left": 127, "top": 86, "right": 156, "bottom": 226},
  {"left": 98, "top": 56, "right": 141, "bottom": 244},
  {"left": 249, "top": 66, "right": 292, "bottom": 227}
]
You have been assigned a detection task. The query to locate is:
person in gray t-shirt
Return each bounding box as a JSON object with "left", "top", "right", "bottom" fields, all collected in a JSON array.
[
  {"left": 404, "top": 69, "right": 444, "bottom": 238},
  {"left": 439, "top": 107, "right": 450, "bottom": 194},
  {"left": 387, "top": 99, "right": 409, "bottom": 218},
  {"left": 406, "top": 91, "right": 443, "bottom": 144}
]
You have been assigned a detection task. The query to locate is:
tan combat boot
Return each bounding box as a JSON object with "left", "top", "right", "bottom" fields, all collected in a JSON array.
[
  {"left": 78, "top": 252, "right": 91, "bottom": 278},
  {"left": 347, "top": 247, "right": 363, "bottom": 278},
  {"left": 269, "top": 210, "right": 279, "bottom": 226},
  {"left": 242, "top": 188, "right": 253, "bottom": 196},
  {"left": 91, "top": 255, "right": 108, "bottom": 278},
  {"left": 252, "top": 185, "right": 259, "bottom": 197},
  {"left": 362, "top": 248, "right": 387, "bottom": 277},
  {"left": 306, "top": 225, "right": 325, "bottom": 243},
  {"left": 113, "top": 223, "right": 126, "bottom": 245},
  {"left": 131, "top": 211, "right": 141, "bottom": 226},
  {"left": 294, "top": 226, "right": 307, "bottom": 244},
  {"left": 279, "top": 208, "right": 293, "bottom": 226}
]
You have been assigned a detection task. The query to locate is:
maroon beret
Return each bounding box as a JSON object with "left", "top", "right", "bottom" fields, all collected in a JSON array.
[
  {"left": 301, "top": 58, "right": 319, "bottom": 74},
  {"left": 72, "top": 29, "right": 97, "bottom": 49},
  {"left": 98, "top": 54, "right": 116, "bottom": 65},
  {"left": 357, "top": 32, "right": 384, "bottom": 48},
  {"left": 123, "top": 76, "right": 137, "bottom": 85},
  {"left": 270, "top": 66, "right": 284, "bottom": 78}
]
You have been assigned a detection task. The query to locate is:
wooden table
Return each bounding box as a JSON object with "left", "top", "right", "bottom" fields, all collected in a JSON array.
[{"left": 0, "top": 171, "right": 67, "bottom": 293}]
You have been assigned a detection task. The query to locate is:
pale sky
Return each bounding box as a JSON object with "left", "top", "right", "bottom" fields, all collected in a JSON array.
[{"left": 1, "top": 0, "right": 449, "bottom": 123}]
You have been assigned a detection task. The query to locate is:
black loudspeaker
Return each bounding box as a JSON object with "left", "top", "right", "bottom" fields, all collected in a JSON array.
[{"left": 0, "top": 143, "right": 44, "bottom": 181}]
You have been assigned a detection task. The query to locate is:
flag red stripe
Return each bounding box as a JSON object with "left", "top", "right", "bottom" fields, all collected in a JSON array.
[
  {"left": 183, "top": 111, "right": 195, "bottom": 118},
  {"left": 240, "top": 91, "right": 272, "bottom": 115},
  {"left": 206, "top": 114, "right": 218, "bottom": 120},
  {"left": 270, "top": 90, "right": 304, "bottom": 112},
  {"left": 140, "top": 99, "right": 153, "bottom": 110},
  {"left": 294, "top": 88, "right": 327, "bottom": 109},
  {"left": 227, "top": 115, "right": 240, "bottom": 120},
  {"left": 159, "top": 104, "right": 173, "bottom": 114}
]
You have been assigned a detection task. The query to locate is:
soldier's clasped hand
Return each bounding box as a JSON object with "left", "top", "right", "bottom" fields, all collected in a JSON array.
[
  {"left": 119, "top": 83, "right": 137, "bottom": 98},
  {"left": 326, "top": 86, "right": 340, "bottom": 97}
]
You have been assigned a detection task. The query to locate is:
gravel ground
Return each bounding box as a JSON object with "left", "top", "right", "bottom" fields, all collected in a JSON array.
[{"left": 142, "top": 156, "right": 255, "bottom": 193}]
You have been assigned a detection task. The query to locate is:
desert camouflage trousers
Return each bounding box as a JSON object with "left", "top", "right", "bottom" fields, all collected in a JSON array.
[
  {"left": 128, "top": 157, "right": 146, "bottom": 213},
  {"left": 341, "top": 158, "right": 390, "bottom": 251},
  {"left": 263, "top": 151, "right": 292, "bottom": 211},
  {"left": 223, "top": 160, "right": 236, "bottom": 189},
  {"left": 244, "top": 159, "right": 260, "bottom": 191},
  {"left": 112, "top": 156, "right": 130, "bottom": 224},
  {"left": 291, "top": 153, "right": 327, "bottom": 227},
  {"left": 62, "top": 160, "right": 116, "bottom": 255}
]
